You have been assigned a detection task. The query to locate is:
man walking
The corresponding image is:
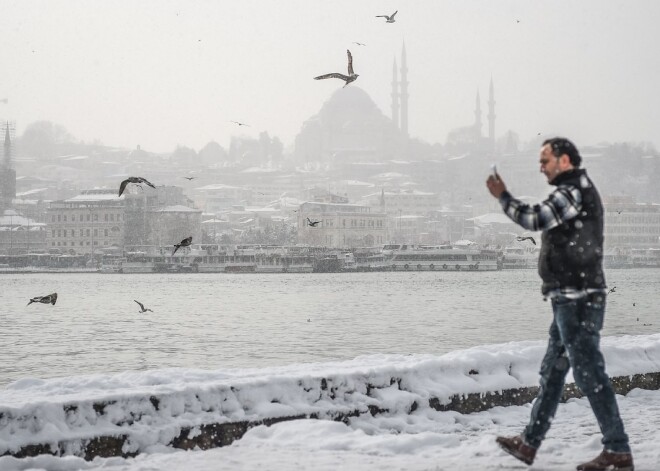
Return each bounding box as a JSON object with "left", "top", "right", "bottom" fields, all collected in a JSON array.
[{"left": 486, "top": 138, "right": 634, "bottom": 470}]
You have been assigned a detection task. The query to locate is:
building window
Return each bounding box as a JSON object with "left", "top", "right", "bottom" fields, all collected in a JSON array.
[
  {"left": 57, "top": 215, "right": 61, "bottom": 222},
  {"left": 110, "top": 214, "right": 114, "bottom": 222},
  {"left": 104, "top": 229, "right": 108, "bottom": 237},
  {"left": 52, "top": 230, "right": 55, "bottom": 237},
  {"left": 104, "top": 214, "right": 108, "bottom": 221},
  {"left": 51, "top": 215, "right": 55, "bottom": 222},
  {"left": 86, "top": 229, "right": 90, "bottom": 236},
  {"left": 63, "top": 215, "right": 67, "bottom": 222},
  {"left": 80, "top": 229, "right": 84, "bottom": 237},
  {"left": 86, "top": 214, "right": 90, "bottom": 222},
  {"left": 94, "top": 229, "right": 98, "bottom": 237}
]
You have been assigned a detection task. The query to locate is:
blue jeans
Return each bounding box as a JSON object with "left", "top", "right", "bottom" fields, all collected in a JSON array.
[{"left": 523, "top": 293, "right": 630, "bottom": 453}]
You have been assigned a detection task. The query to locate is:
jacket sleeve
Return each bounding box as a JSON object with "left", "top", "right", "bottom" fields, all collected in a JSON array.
[{"left": 498, "top": 185, "right": 582, "bottom": 232}]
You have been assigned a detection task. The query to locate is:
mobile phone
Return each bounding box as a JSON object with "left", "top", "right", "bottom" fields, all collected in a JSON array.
[{"left": 491, "top": 164, "right": 497, "bottom": 178}]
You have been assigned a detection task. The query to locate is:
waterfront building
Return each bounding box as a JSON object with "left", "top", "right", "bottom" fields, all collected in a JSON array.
[
  {"left": 603, "top": 195, "right": 660, "bottom": 249},
  {"left": 149, "top": 205, "right": 202, "bottom": 250},
  {"left": 123, "top": 186, "right": 194, "bottom": 247},
  {"left": 46, "top": 189, "right": 125, "bottom": 255},
  {"left": 297, "top": 202, "right": 387, "bottom": 248},
  {"left": 0, "top": 209, "right": 47, "bottom": 254}
]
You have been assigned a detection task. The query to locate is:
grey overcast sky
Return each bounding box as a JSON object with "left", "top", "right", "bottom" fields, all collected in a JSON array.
[{"left": 1, "top": 0, "right": 659, "bottom": 153}]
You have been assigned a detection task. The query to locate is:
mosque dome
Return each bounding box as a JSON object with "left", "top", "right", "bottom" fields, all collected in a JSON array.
[
  {"left": 316, "top": 87, "right": 384, "bottom": 123},
  {"left": 294, "top": 87, "right": 400, "bottom": 165}
]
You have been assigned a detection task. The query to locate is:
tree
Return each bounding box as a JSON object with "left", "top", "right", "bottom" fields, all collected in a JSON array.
[
  {"left": 19, "top": 121, "right": 74, "bottom": 159},
  {"left": 198, "top": 141, "right": 228, "bottom": 166},
  {"left": 170, "top": 145, "right": 198, "bottom": 167}
]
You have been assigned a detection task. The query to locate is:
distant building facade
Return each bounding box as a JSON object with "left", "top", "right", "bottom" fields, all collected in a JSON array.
[
  {"left": 603, "top": 196, "right": 660, "bottom": 249},
  {"left": 297, "top": 201, "right": 387, "bottom": 248},
  {"left": 46, "top": 189, "right": 125, "bottom": 254}
]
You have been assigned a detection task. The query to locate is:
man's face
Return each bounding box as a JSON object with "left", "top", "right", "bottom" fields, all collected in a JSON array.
[{"left": 539, "top": 144, "right": 562, "bottom": 182}]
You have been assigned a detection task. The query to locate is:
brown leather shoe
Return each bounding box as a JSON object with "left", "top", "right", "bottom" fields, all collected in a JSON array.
[
  {"left": 496, "top": 435, "right": 537, "bottom": 465},
  {"left": 576, "top": 450, "right": 634, "bottom": 470}
]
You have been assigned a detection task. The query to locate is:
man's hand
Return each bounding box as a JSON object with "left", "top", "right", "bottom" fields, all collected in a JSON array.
[{"left": 486, "top": 173, "right": 507, "bottom": 199}]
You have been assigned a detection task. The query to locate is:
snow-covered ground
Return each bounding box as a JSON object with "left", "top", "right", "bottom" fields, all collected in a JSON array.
[{"left": 2, "top": 334, "right": 660, "bottom": 470}]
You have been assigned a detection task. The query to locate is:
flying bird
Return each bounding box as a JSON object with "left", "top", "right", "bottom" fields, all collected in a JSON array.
[
  {"left": 352, "top": 42, "right": 366, "bottom": 46},
  {"left": 134, "top": 300, "right": 153, "bottom": 313},
  {"left": 118, "top": 177, "right": 156, "bottom": 197},
  {"left": 516, "top": 236, "right": 536, "bottom": 245},
  {"left": 27, "top": 292, "right": 57, "bottom": 306},
  {"left": 607, "top": 287, "right": 616, "bottom": 294},
  {"left": 173, "top": 236, "right": 193, "bottom": 255},
  {"left": 376, "top": 10, "right": 398, "bottom": 23},
  {"left": 314, "top": 49, "right": 359, "bottom": 88},
  {"left": 307, "top": 218, "right": 320, "bottom": 227},
  {"left": 183, "top": 176, "right": 196, "bottom": 181},
  {"left": 230, "top": 121, "right": 250, "bottom": 127}
]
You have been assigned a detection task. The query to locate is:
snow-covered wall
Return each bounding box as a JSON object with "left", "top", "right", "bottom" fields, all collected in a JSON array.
[{"left": 2, "top": 334, "right": 660, "bottom": 460}]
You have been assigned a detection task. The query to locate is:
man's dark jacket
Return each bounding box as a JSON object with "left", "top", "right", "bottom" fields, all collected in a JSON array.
[{"left": 539, "top": 168, "right": 606, "bottom": 295}]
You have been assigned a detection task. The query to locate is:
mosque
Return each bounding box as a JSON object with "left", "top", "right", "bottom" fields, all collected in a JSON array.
[{"left": 294, "top": 43, "right": 498, "bottom": 166}]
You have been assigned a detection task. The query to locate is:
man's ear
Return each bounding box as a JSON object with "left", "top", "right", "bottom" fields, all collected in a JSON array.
[{"left": 559, "top": 154, "right": 573, "bottom": 169}]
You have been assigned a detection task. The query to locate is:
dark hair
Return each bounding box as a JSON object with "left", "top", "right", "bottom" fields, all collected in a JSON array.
[{"left": 542, "top": 137, "right": 581, "bottom": 167}]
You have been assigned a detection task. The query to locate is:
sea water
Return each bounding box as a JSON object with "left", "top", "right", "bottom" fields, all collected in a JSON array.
[{"left": 1, "top": 269, "right": 658, "bottom": 386}]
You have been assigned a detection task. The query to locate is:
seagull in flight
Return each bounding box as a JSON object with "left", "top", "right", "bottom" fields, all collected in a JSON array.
[
  {"left": 352, "top": 42, "right": 366, "bottom": 46},
  {"left": 27, "top": 292, "right": 57, "bottom": 306},
  {"left": 376, "top": 10, "right": 398, "bottom": 23},
  {"left": 230, "top": 121, "right": 250, "bottom": 127},
  {"left": 516, "top": 236, "right": 536, "bottom": 245},
  {"left": 314, "top": 49, "right": 359, "bottom": 88},
  {"left": 134, "top": 300, "right": 153, "bottom": 313},
  {"left": 183, "top": 176, "right": 196, "bottom": 181},
  {"left": 118, "top": 177, "right": 156, "bottom": 197},
  {"left": 307, "top": 218, "right": 320, "bottom": 227},
  {"left": 607, "top": 287, "right": 616, "bottom": 294},
  {"left": 173, "top": 236, "right": 193, "bottom": 255}
]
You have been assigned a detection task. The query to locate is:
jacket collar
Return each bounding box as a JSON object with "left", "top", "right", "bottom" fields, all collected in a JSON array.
[{"left": 549, "top": 168, "right": 585, "bottom": 186}]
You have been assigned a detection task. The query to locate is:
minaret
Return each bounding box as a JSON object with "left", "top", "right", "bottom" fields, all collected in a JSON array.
[
  {"left": 488, "top": 77, "right": 496, "bottom": 148},
  {"left": 399, "top": 42, "right": 409, "bottom": 138},
  {"left": 474, "top": 90, "right": 482, "bottom": 136},
  {"left": 3, "top": 122, "right": 10, "bottom": 168},
  {"left": 391, "top": 58, "right": 399, "bottom": 130},
  {"left": 1, "top": 122, "right": 17, "bottom": 210}
]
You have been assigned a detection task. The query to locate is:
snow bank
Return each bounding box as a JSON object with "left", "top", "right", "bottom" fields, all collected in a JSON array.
[{"left": 1, "top": 334, "right": 660, "bottom": 460}]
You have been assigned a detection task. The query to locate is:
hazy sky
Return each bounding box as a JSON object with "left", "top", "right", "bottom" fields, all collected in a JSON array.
[{"left": 1, "top": 0, "right": 659, "bottom": 153}]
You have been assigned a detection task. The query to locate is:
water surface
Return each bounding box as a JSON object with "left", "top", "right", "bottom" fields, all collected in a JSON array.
[{"left": 1, "top": 269, "right": 657, "bottom": 386}]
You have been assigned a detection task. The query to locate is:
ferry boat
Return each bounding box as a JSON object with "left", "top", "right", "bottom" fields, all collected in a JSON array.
[
  {"left": 116, "top": 245, "right": 315, "bottom": 274},
  {"left": 382, "top": 244, "right": 501, "bottom": 271},
  {"left": 120, "top": 252, "right": 156, "bottom": 273},
  {"left": 603, "top": 250, "right": 633, "bottom": 269},
  {"left": 630, "top": 248, "right": 660, "bottom": 268},
  {"left": 501, "top": 246, "right": 538, "bottom": 269},
  {"left": 98, "top": 257, "right": 125, "bottom": 273}
]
